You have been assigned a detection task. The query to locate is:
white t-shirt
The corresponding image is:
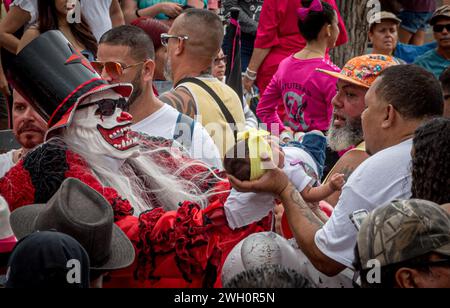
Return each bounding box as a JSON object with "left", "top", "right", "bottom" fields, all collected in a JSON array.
[
  {"left": 225, "top": 146, "right": 319, "bottom": 229},
  {"left": 315, "top": 139, "right": 413, "bottom": 268},
  {"left": 0, "top": 150, "right": 15, "bottom": 179},
  {"left": 132, "top": 104, "right": 223, "bottom": 169},
  {"left": 13, "top": 0, "right": 112, "bottom": 41}
]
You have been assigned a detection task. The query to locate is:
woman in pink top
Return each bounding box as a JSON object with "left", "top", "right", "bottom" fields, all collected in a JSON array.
[
  {"left": 243, "top": 0, "right": 347, "bottom": 96},
  {"left": 256, "top": 0, "right": 341, "bottom": 139}
]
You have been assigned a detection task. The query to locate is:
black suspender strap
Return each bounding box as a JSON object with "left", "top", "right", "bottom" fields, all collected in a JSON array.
[{"left": 176, "top": 77, "right": 237, "bottom": 141}]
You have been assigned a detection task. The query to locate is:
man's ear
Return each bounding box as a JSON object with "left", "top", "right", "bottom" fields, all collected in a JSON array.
[
  {"left": 175, "top": 39, "right": 185, "bottom": 56},
  {"left": 142, "top": 59, "right": 155, "bottom": 82},
  {"left": 381, "top": 104, "right": 396, "bottom": 129},
  {"left": 395, "top": 267, "right": 422, "bottom": 288}
]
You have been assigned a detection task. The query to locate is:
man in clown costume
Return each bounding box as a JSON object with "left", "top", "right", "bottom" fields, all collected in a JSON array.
[{"left": 0, "top": 31, "right": 273, "bottom": 288}]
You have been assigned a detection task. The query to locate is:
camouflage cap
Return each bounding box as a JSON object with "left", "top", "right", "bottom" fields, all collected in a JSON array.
[
  {"left": 358, "top": 199, "right": 450, "bottom": 270},
  {"left": 430, "top": 5, "right": 450, "bottom": 25},
  {"left": 368, "top": 11, "right": 402, "bottom": 31}
]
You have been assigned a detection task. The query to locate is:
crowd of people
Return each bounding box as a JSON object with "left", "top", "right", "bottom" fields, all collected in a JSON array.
[{"left": 0, "top": 0, "right": 449, "bottom": 289}]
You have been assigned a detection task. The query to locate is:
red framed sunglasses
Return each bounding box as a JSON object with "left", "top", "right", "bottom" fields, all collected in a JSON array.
[{"left": 91, "top": 61, "right": 145, "bottom": 79}]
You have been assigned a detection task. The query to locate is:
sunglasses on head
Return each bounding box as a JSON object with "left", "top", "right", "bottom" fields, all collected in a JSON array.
[
  {"left": 160, "top": 33, "right": 189, "bottom": 48},
  {"left": 214, "top": 55, "right": 227, "bottom": 65},
  {"left": 433, "top": 24, "right": 450, "bottom": 33},
  {"left": 78, "top": 98, "right": 129, "bottom": 116},
  {"left": 90, "top": 61, "right": 145, "bottom": 79}
]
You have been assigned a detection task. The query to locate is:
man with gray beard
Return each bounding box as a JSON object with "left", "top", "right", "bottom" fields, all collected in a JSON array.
[{"left": 318, "top": 55, "right": 399, "bottom": 206}]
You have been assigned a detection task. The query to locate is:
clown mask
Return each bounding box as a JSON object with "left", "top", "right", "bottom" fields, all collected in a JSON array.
[{"left": 67, "top": 89, "right": 140, "bottom": 160}]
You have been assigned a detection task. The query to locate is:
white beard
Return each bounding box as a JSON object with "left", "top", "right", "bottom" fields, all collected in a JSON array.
[{"left": 327, "top": 115, "right": 364, "bottom": 152}]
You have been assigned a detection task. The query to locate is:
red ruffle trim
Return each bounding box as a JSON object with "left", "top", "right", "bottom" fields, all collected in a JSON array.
[
  {"left": 64, "top": 151, "right": 134, "bottom": 221},
  {"left": 133, "top": 199, "right": 271, "bottom": 287}
]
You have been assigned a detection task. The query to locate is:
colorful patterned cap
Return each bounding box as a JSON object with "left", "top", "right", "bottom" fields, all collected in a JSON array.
[
  {"left": 317, "top": 54, "right": 400, "bottom": 88},
  {"left": 357, "top": 199, "right": 450, "bottom": 270}
]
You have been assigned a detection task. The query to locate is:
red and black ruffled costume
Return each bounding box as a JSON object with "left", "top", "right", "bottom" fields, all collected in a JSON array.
[{"left": 0, "top": 137, "right": 271, "bottom": 288}]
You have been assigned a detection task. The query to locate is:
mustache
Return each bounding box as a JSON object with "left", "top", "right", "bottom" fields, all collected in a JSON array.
[{"left": 17, "top": 122, "right": 46, "bottom": 135}]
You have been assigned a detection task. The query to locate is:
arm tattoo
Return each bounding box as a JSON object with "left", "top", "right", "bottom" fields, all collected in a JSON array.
[
  {"left": 160, "top": 89, "right": 197, "bottom": 118},
  {"left": 160, "top": 91, "right": 184, "bottom": 112},
  {"left": 340, "top": 166, "right": 354, "bottom": 181},
  {"left": 290, "top": 187, "right": 324, "bottom": 228},
  {"left": 185, "top": 99, "right": 197, "bottom": 119}
]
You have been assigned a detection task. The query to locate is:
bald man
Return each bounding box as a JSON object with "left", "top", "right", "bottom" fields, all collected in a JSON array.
[{"left": 159, "top": 9, "right": 246, "bottom": 157}]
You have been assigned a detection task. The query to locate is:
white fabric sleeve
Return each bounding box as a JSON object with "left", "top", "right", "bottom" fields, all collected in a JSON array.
[
  {"left": 224, "top": 189, "right": 275, "bottom": 230},
  {"left": 286, "top": 164, "right": 313, "bottom": 193},
  {"left": 12, "top": 0, "right": 37, "bottom": 24},
  {"left": 314, "top": 185, "right": 373, "bottom": 269},
  {"left": 191, "top": 122, "right": 223, "bottom": 170}
]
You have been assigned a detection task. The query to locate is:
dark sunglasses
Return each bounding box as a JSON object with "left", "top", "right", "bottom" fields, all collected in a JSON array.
[
  {"left": 91, "top": 61, "right": 145, "bottom": 79},
  {"left": 78, "top": 98, "right": 129, "bottom": 116},
  {"left": 433, "top": 24, "right": 450, "bottom": 33},
  {"left": 214, "top": 55, "right": 227, "bottom": 65}
]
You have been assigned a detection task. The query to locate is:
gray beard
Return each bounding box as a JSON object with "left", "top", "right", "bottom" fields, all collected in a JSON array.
[{"left": 327, "top": 116, "right": 364, "bottom": 152}]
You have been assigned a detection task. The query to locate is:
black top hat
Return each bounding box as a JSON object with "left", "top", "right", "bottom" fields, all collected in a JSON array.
[
  {"left": 10, "top": 178, "right": 135, "bottom": 271},
  {"left": 5, "top": 30, "right": 132, "bottom": 135}
]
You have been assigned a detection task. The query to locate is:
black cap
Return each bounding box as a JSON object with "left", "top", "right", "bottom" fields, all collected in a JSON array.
[{"left": 1, "top": 230, "right": 90, "bottom": 288}]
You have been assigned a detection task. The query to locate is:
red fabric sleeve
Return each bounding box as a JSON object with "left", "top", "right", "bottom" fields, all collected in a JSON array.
[{"left": 0, "top": 161, "right": 36, "bottom": 211}]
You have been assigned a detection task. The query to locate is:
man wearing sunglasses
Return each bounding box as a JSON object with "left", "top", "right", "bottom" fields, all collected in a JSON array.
[
  {"left": 159, "top": 9, "right": 247, "bottom": 158},
  {"left": 96, "top": 25, "right": 222, "bottom": 169},
  {"left": 414, "top": 5, "right": 450, "bottom": 79},
  {"left": 355, "top": 199, "right": 450, "bottom": 288}
]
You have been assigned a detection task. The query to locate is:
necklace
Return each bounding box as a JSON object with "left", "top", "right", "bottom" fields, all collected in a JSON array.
[{"left": 302, "top": 47, "right": 325, "bottom": 56}]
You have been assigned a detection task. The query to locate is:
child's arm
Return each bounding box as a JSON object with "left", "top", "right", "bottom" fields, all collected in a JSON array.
[{"left": 300, "top": 173, "right": 345, "bottom": 203}]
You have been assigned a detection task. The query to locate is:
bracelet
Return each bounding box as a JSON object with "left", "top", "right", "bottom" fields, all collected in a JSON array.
[
  {"left": 246, "top": 68, "right": 257, "bottom": 75},
  {"left": 135, "top": 9, "right": 141, "bottom": 17},
  {"left": 243, "top": 71, "right": 257, "bottom": 81}
]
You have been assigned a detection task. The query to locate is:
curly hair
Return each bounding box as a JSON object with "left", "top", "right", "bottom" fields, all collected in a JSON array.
[{"left": 411, "top": 118, "right": 450, "bottom": 204}]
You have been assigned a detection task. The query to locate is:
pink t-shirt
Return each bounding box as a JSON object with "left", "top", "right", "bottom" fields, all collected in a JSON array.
[
  {"left": 257, "top": 56, "right": 340, "bottom": 133},
  {"left": 254, "top": 0, "right": 348, "bottom": 94}
]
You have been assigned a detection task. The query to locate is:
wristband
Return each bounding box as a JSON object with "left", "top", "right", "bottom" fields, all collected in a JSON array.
[
  {"left": 243, "top": 71, "right": 256, "bottom": 81},
  {"left": 246, "top": 68, "right": 257, "bottom": 75}
]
